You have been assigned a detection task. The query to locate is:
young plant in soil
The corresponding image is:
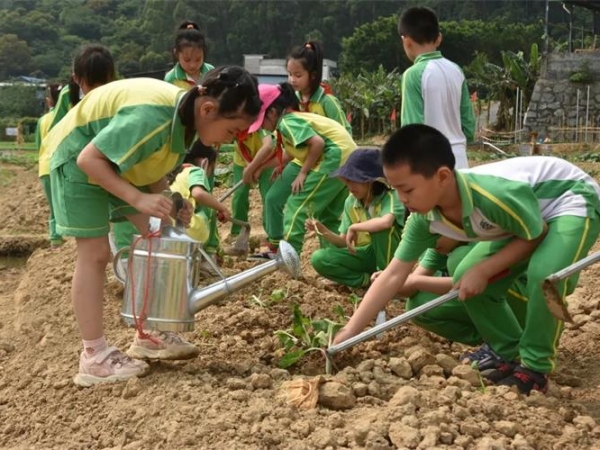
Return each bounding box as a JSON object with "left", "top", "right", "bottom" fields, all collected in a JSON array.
[
  {"left": 274, "top": 303, "right": 343, "bottom": 374},
  {"left": 249, "top": 288, "right": 291, "bottom": 308}
]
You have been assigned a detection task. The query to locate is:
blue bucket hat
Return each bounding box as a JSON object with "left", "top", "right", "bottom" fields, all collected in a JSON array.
[{"left": 330, "top": 147, "right": 386, "bottom": 183}]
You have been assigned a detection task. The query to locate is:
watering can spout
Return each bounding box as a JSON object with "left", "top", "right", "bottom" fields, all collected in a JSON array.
[{"left": 189, "top": 241, "right": 301, "bottom": 313}]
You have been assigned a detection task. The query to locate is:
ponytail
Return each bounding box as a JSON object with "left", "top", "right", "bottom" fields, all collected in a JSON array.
[{"left": 178, "top": 65, "right": 261, "bottom": 128}]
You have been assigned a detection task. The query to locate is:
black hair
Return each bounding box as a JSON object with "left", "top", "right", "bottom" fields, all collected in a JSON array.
[
  {"left": 174, "top": 20, "right": 208, "bottom": 57},
  {"left": 46, "top": 83, "right": 60, "bottom": 106},
  {"left": 73, "top": 44, "right": 116, "bottom": 91},
  {"left": 381, "top": 124, "right": 455, "bottom": 177},
  {"left": 287, "top": 41, "right": 323, "bottom": 96},
  {"left": 372, "top": 181, "right": 389, "bottom": 197},
  {"left": 185, "top": 140, "right": 217, "bottom": 165},
  {"left": 398, "top": 6, "right": 440, "bottom": 45},
  {"left": 267, "top": 82, "right": 299, "bottom": 117},
  {"left": 168, "top": 141, "right": 217, "bottom": 184},
  {"left": 177, "top": 66, "right": 261, "bottom": 140},
  {"left": 68, "top": 76, "right": 80, "bottom": 107}
]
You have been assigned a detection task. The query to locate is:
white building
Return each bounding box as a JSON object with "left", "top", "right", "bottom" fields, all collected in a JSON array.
[{"left": 243, "top": 54, "right": 338, "bottom": 84}]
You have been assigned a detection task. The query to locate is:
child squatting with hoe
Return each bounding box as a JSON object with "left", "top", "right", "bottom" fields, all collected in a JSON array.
[{"left": 334, "top": 124, "right": 600, "bottom": 395}]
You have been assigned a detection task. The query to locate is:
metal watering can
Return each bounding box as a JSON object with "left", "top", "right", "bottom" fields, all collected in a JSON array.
[{"left": 113, "top": 224, "right": 301, "bottom": 332}]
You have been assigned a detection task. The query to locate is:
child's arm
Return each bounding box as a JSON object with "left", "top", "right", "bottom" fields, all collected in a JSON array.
[
  {"left": 346, "top": 213, "right": 395, "bottom": 252},
  {"left": 291, "top": 135, "right": 324, "bottom": 193},
  {"left": 243, "top": 134, "right": 274, "bottom": 184},
  {"left": 190, "top": 186, "right": 231, "bottom": 221},
  {"left": 77, "top": 144, "right": 173, "bottom": 218},
  {"left": 333, "top": 258, "right": 415, "bottom": 344},
  {"left": 306, "top": 218, "right": 347, "bottom": 247},
  {"left": 460, "top": 81, "right": 476, "bottom": 143},
  {"left": 456, "top": 223, "right": 548, "bottom": 299}
]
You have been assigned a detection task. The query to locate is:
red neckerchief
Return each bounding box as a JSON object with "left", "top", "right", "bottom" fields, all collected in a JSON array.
[
  {"left": 235, "top": 130, "right": 253, "bottom": 163},
  {"left": 264, "top": 131, "right": 284, "bottom": 173}
]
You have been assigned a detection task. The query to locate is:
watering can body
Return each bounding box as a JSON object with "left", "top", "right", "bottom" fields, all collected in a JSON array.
[
  {"left": 114, "top": 229, "right": 301, "bottom": 333},
  {"left": 115, "top": 233, "right": 205, "bottom": 332}
]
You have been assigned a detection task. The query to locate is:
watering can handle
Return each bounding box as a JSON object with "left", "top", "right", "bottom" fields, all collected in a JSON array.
[{"left": 112, "top": 248, "right": 128, "bottom": 284}]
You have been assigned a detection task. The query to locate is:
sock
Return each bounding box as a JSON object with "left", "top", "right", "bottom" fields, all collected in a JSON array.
[{"left": 82, "top": 336, "right": 108, "bottom": 357}]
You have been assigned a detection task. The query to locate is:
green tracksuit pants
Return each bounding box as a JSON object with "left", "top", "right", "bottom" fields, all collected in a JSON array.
[
  {"left": 451, "top": 214, "right": 600, "bottom": 374},
  {"left": 264, "top": 163, "right": 347, "bottom": 254},
  {"left": 199, "top": 206, "right": 219, "bottom": 254},
  {"left": 311, "top": 227, "right": 401, "bottom": 288},
  {"left": 406, "top": 244, "right": 529, "bottom": 346},
  {"left": 39, "top": 175, "right": 63, "bottom": 245},
  {"left": 231, "top": 163, "right": 273, "bottom": 236}
]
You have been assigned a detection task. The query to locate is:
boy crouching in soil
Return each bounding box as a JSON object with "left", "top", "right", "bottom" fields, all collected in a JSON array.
[{"left": 334, "top": 124, "right": 600, "bottom": 395}]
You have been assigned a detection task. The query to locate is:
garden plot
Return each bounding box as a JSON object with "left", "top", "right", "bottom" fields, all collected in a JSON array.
[{"left": 0, "top": 163, "right": 600, "bottom": 449}]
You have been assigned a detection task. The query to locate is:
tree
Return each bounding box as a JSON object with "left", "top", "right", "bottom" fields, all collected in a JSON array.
[
  {"left": 339, "top": 15, "right": 405, "bottom": 74},
  {"left": 466, "top": 43, "right": 541, "bottom": 131},
  {"left": 0, "top": 34, "right": 33, "bottom": 79}
]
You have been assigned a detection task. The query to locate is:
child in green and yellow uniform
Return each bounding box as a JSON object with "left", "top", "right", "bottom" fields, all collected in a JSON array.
[
  {"left": 402, "top": 240, "right": 528, "bottom": 348},
  {"left": 334, "top": 124, "right": 600, "bottom": 395},
  {"left": 42, "top": 67, "right": 260, "bottom": 387},
  {"left": 35, "top": 83, "right": 62, "bottom": 247},
  {"left": 287, "top": 41, "right": 352, "bottom": 135},
  {"left": 113, "top": 21, "right": 216, "bottom": 252},
  {"left": 228, "top": 128, "right": 275, "bottom": 241},
  {"left": 170, "top": 142, "right": 230, "bottom": 272},
  {"left": 308, "top": 148, "right": 405, "bottom": 288},
  {"left": 38, "top": 45, "right": 117, "bottom": 248},
  {"left": 164, "top": 21, "right": 215, "bottom": 89},
  {"left": 248, "top": 82, "right": 357, "bottom": 258}
]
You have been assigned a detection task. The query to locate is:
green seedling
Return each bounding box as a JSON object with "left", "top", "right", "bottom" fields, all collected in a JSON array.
[
  {"left": 307, "top": 203, "right": 324, "bottom": 236},
  {"left": 249, "top": 287, "right": 290, "bottom": 308},
  {"left": 470, "top": 361, "right": 488, "bottom": 394},
  {"left": 249, "top": 293, "right": 267, "bottom": 308},
  {"left": 274, "top": 303, "right": 343, "bottom": 374},
  {"left": 348, "top": 293, "right": 362, "bottom": 312},
  {"left": 270, "top": 287, "right": 288, "bottom": 303}
]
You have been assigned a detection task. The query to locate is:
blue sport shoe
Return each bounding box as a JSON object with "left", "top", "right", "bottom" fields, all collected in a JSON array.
[{"left": 461, "top": 343, "right": 502, "bottom": 371}]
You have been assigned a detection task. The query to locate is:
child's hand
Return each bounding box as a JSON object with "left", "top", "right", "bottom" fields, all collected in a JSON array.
[
  {"left": 242, "top": 166, "right": 255, "bottom": 185},
  {"left": 332, "top": 326, "right": 358, "bottom": 346},
  {"left": 454, "top": 266, "right": 489, "bottom": 300},
  {"left": 291, "top": 172, "right": 307, "bottom": 194},
  {"left": 370, "top": 270, "right": 383, "bottom": 283},
  {"left": 305, "top": 217, "right": 320, "bottom": 238},
  {"left": 135, "top": 193, "right": 173, "bottom": 219},
  {"left": 346, "top": 225, "right": 358, "bottom": 254},
  {"left": 217, "top": 206, "right": 231, "bottom": 222},
  {"left": 176, "top": 199, "right": 193, "bottom": 227}
]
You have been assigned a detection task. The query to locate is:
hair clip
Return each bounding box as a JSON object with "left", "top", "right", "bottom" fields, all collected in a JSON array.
[{"left": 197, "top": 85, "right": 207, "bottom": 95}]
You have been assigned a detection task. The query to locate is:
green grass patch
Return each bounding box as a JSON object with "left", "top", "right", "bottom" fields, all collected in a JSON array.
[
  {"left": 0, "top": 141, "right": 36, "bottom": 151},
  {"left": 0, "top": 166, "right": 15, "bottom": 187},
  {"left": 0, "top": 150, "right": 37, "bottom": 168}
]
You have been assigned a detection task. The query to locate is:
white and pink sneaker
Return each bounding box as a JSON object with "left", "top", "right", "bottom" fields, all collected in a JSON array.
[
  {"left": 73, "top": 346, "right": 150, "bottom": 387},
  {"left": 126, "top": 331, "right": 200, "bottom": 361}
]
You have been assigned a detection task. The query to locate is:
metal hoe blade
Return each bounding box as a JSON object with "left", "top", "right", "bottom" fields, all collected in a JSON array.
[{"left": 543, "top": 250, "right": 600, "bottom": 323}]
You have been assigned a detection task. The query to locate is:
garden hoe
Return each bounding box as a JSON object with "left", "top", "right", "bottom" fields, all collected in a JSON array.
[
  {"left": 218, "top": 180, "right": 244, "bottom": 203},
  {"left": 542, "top": 250, "right": 600, "bottom": 323},
  {"left": 224, "top": 217, "right": 251, "bottom": 255},
  {"left": 326, "top": 270, "right": 508, "bottom": 357}
]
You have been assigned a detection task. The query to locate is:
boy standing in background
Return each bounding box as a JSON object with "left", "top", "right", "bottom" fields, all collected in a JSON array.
[{"left": 398, "top": 6, "right": 475, "bottom": 168}]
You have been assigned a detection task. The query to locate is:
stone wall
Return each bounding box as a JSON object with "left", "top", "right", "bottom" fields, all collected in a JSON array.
[{"left": 524, "top": 52, "right": 600, "bottom": 138}]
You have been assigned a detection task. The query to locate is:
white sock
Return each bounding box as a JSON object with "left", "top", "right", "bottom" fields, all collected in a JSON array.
[{"left": 82, "top": 336, "right": 108, "bottom": 357}]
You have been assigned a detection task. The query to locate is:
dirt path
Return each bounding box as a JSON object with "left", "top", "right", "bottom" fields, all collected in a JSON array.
[{"left": 1, "top": 164, "right": 600, "bottom": 449}]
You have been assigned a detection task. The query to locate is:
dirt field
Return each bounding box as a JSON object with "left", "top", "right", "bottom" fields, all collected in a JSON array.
[{"left": 2, "top": 158, "right": 600, "bottom": 449}]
